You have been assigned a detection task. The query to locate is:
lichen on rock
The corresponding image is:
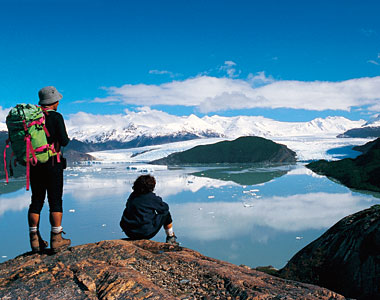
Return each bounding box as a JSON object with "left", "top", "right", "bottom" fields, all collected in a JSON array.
[{"left": 0, "top": 239, "right": 345, "bottom": 299}]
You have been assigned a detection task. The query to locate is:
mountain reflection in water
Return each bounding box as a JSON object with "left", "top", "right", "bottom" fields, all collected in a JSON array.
[
  {"left": 1, "top": 162, "right": 379, "bottom": 269},
  {"left": 191, "top": 163, "right": 293, "bottom": 185}
]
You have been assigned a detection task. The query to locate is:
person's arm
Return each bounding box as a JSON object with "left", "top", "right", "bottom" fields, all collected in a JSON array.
[
  {"left": 153, "top": 195, "right": 169, "bottom": 214},
  {"left": 55, "top": 113, "right": 70, "bottom": 147}
]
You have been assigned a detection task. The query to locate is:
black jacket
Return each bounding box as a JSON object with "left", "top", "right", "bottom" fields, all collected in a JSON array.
[
  {"left": 121, "top": 192, "right": 169, "bottom": 237},
  {"left": 44, "top": 110, "right": 70, "bottom": 151}
]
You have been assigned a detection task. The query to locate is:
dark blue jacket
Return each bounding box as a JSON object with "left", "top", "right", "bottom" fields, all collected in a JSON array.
[{"left": 121, "top": 191, "right": 169, "bottom": 237}]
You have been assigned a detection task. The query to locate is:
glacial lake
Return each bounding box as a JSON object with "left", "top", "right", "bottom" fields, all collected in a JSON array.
[{"left": 1, "top": 162, "right": 379, "bottom": 269}]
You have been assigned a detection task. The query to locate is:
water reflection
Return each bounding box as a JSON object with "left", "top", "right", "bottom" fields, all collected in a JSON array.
[
  {"left": 0, "top": 180, "right": 26, "bottom": 196},
  {"left": 191, "top": 164, "right": 293, "bottom": 185},
  {"left": 172, "top": 192, "right": 371, "bottom": 241},
  {"left": 0, "top": 191, "right": 29, "bottom": 216},
  {"left": 1, "top": 163, "right": 379, "bottom": 268}
]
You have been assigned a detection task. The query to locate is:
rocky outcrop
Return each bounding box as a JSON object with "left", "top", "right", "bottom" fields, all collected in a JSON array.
[
  {"left": 337, "top": 126, "right": 380, "bottom": 138},
  {"left": 150, "top": 136, "right": 297, "bottom": 165},
  {"left": 280, "top": 205, "right": 380, "bottom": 300},
  {"left": 64, "top": 149, "right": 96, "bottom": 163},
  {"left": 307, "top": 137, "right": 380, "bottom": 192},
  {"left": 0, "top": 239, "right": 345, "bottom": 299}
]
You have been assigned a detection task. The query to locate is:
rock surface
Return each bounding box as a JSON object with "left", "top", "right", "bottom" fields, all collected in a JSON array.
[
  {"left": 337, "top": 126, "right": 380, "bottom": 138},
  {"left": 280, "top": 205, "right": 380, "bottom": 300},
  {"left": 0, "top": 239, "right": 345, "bottom": 299}
]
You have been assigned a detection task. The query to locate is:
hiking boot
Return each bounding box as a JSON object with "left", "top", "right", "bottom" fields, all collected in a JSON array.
[
  {"left": 165, "top": 235, "right": 179, "bottom": 245},
  {"left": 50, "top": 231, "right": 71, "bottom": 253},
  {"left": 29, "top": 231, "right": 48, "bottom": 253}
]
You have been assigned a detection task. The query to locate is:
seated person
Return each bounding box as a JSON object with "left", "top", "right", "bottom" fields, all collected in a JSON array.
[{"left": 120, "top": 174, "right": 178, "bottom": 245}]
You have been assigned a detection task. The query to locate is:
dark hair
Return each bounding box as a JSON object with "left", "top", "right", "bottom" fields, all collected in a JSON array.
[
  {"left": 41, "top": 101, "right": 58, "bottom": 108},
  {"left": 132, "top": 175, "right": 156, "bottom": 195}
]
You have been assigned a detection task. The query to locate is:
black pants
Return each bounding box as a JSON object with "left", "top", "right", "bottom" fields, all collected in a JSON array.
[
  {"left": 120, "top": 212, "right": 173, "bottom": 240},
  {"left": 29, "top": 156, "right": 64, "bottom": 214}
]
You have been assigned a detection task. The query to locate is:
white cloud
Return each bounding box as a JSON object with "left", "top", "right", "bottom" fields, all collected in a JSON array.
[
  {"left": 93, "top": 75, "right": 380, "bottom": 113},
  {"left": 0, "top": 106, "right": 11, "bottom": 122},
  {"left": 368, "top": 60, "right": 379, "bottom": 65},
  {"left": 149, "top": 69, "right": 179, "bottom": 78},
  {"left": 368, "top": 102, "right": 380, "bottom": 111},
  {"left": 219, "top": 60, "right": 240, "bottom": 78},
  {"left": 247, "top": 71, "right": 275, "bottom": 86},
  {"left": 0, "top": 191, "right": 30, "bottom": 216},
  {"left": 0, "top": 106, "right": 11, "bottom": 130},
  {"left": 224, "top": 61, "right": 236, "bottom": 66}
]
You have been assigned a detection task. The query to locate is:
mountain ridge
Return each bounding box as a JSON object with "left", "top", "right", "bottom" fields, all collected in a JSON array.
[{"left": 66, "top": 115, "right": 365, "bottom": 144}]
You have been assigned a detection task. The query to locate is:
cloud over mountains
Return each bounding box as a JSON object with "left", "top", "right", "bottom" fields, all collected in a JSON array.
[{"left": 92, "top": 75, "right": 380, "bottom": 113}]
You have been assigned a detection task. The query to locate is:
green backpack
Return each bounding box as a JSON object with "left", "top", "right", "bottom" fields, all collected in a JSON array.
[{"left": 4, "top": 104, "right": 59, "bottom": 190}]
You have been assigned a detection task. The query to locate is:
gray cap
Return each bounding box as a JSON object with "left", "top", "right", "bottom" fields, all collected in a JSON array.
[{"left": 38, "top": 86, "right": 63, "bottom": 105}]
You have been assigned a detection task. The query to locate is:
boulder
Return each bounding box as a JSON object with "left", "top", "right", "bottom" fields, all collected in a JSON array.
[
  {"left": 280, "top": 205, "right": 380, "bottom": 300},
  {"left": 0, "top": 239, "right": 345, "bottom": 299}
]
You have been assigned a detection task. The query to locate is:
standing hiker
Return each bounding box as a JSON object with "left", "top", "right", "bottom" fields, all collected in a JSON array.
[
  {"left": 120, "top": 175, "right": 179, "bottom": 245},
  {"left": 28, "top": 86, "right": 71, "bottom": 253}
]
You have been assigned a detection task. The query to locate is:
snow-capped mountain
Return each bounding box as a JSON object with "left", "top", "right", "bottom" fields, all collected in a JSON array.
[
  {"left": 364, "top": 114, "right": 380, "bottom": 127},
  {"left": 0, "top": 109, "right": 373, "bottom": 161},
  {"left": 65, "top": 109, "right": 366, "bottom": 144}
]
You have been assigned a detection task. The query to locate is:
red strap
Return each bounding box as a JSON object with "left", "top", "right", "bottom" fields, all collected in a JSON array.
[
  {"left": 49, "top": 143, "right": 61, "bottom": 163},
  {"left": 43, "top": 126, "right": 50, "bottom": 137},
  {"left": 40, "top": 106, "right": 49, "bottom": 115},
  {"left": 27, "top": 116, "right": 50, "bottom": 137},
  {"left": 34, "top": 144, "right": 50, "bottom": 153},
  {"left": 25, "top": 137, "right": 30, "bottom": 191},
  {"left": 27, "top": 117, "right": 45, "bottom": 127}
]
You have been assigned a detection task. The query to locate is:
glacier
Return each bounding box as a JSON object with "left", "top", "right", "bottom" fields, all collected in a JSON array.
[{"left": 87, "top": 135, "right": 372, "bottom": 163}]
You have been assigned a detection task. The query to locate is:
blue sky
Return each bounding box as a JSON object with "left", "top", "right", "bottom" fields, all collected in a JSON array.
[{"left": 0, "top": 0, "right": 379, "bottom": 122}]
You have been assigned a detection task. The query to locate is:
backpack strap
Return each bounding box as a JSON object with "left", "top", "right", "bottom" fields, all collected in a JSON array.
[{"left": 28, "top": 116, "right": 50, "bottom": 137}]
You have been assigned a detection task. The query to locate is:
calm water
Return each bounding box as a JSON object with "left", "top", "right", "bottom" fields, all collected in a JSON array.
[{"left": 1, "top": 162, "right": 379, "bottom": 269}]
